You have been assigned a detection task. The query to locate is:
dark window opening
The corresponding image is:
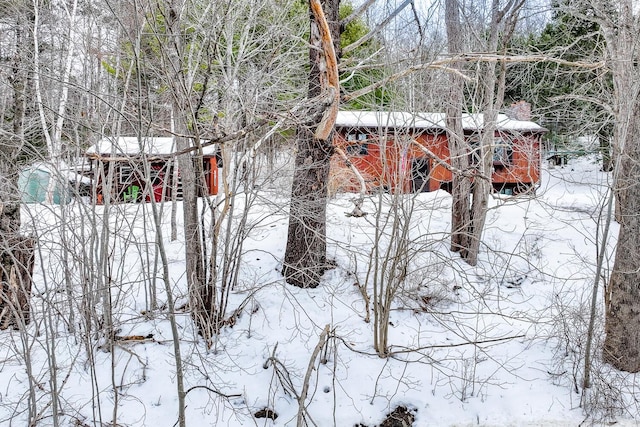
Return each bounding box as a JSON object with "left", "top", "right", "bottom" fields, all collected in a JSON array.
[
  {"left": 119, "top": 165, "right": 134, "bottom": 184},
  {"left": 411, "top": 157, "right": 430, "bottom": 192},
  {"left": 346, "top": 143, "right": 369, "bottom": 156},
  {"left": 493, "top": 137, "right": 513, "bottom": 167}
]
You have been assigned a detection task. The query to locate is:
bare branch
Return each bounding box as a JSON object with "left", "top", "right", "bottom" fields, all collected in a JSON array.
[
  {"left": 342, "top": 62, "right": 472, "bottom": 102},
  {"left": 343, "top": 54, "right": 605, "bottom": 103},
  {"left": 340, "top": 0, "right": 375, "bottom": 28},
  {"left": 185, "top": 385, "right": 243, "bottom": 399},
  {"left": 455, "top": 53, "right": 606, "bottom": 68},
  {"left": 334, "top": 146, "right": 367, "bottom": 196},
  {"left": 342, "top": 0, "right": 413, "bottom": 56},
  {"left": 549, "top": 94, "right": 614, "bottom": 115},
  {"left": 297, "top": 325, "right": 330, "bottom": 426},
  {"left": 409, "top": 139, "right": 489, "bottom": 181},
  {"left": 388, "top": 334, "right": 527, "bottom": 355}
]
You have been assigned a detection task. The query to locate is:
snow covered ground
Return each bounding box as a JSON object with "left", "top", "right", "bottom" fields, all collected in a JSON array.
[{"left": 2, "top": 156, "right": 639, "bottom": 427}]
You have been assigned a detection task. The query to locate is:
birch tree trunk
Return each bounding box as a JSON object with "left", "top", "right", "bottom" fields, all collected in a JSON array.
[{"left": 283, "top": 0, "right": 341, "bottom": 288}]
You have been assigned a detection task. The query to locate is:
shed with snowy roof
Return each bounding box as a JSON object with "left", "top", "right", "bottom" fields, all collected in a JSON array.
[
  {"left": 86, "top": 136, "right": 218, "bottom": 204},
  {"left": 331, "top": 109, "right": 547, "bottom": 195}
]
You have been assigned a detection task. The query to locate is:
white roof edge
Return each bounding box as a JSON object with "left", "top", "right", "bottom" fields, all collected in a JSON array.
[
  {"left": 335, "top": 110, "right": 547, "bottom": 132},
  {"left": 86, "top": 136, "right": 218, "bottom": 156}
]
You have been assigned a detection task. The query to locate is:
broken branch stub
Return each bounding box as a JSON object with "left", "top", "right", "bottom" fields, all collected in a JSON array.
[{"left": 310, "top": 0, "right": 339, "bottom": 141}]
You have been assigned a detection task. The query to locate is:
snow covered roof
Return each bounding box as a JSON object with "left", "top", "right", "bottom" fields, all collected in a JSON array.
[
  {"left": 86, "top": 137, "right": 217, "bottom": 157},
  {"left": 335, "top": 111, "right": 443, "bottom": 129},
  {"left": 335, "top": 110, "right": 547, "bottom": 133},
  {"left": 492, "top": 115, "right": 547, "bottom": 132}
]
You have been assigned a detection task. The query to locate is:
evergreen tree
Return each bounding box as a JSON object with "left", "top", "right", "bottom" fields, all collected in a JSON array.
[
  {"left": 506, "top": 1, "right": 612, "bottom": 163},
  {"left": 339, "top": 2, "right": 391, "bottom": 109}
]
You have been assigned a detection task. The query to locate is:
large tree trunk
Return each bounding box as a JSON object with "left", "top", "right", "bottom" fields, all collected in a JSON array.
[
  {"left": 0, "top": 158, "right": 33, "bottom": 331},
  {"left": 175, "top": 133, "right": 213, "bottom": 338},
  {"left": 0, "top": 7, "right": 35, "bottom": 330},
  {"left": 0, "top": 231, "right": 35, "bottom": 330},
  {"left": 600, "top": 0, "right": 640, "bottom": 373},
  {"left": 448, "top": 122, "right": 471, "bottom": 256},
  {"left": 603, "top": 99, "right": 640, "bottom": 372},
  {"left": 283, "top": 130, "right": 333, "bottom": 288},
  {"left": 465, "top": 0, "right": 512, "bottom": 265},
  {"left": 283, "top": 0, "right": 340, "bottom": 288},
  {"left": 603, "top": 110, "right": 640, "bottom": 371}
]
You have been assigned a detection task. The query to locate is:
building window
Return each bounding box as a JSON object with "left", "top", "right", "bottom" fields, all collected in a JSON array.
[
  {"left": 150, "top": 164, "right": 167, "bottom": 185},
  {"left": 346, "top": 131, "right": 368, "bottom": 142},
  {"left": 119, "top": 165, "right": 134, "bottom": 184},
  {"left": 346, "top": 143, "right": 369, "bottom": 156},
  {"left": 493, "top": 137, "right": 513, "bottom": 166}
]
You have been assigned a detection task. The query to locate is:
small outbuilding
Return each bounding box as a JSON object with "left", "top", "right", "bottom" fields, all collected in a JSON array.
[
  {"left": 86, "top": 137, "right": 218, "bottom": 204},
  {"left": 18, "top": 162, "right": 78, "bottom": 204},
  {"left": 332, "top": 109, "right": 547, "bottom": 195}
]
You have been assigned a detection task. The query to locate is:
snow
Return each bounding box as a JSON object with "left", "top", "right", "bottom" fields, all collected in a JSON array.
[
  {"left": 336, "top": 111, "right": 547, "bottom": 133},
  {"left": 336, "top": 111, "right": 445, "bottom": 129},
  {"left": 3, "top": 155, "right": 638, "bottom": 427},
  {"left": 86, "top": 136, "right": 218, "bottom": 156}
]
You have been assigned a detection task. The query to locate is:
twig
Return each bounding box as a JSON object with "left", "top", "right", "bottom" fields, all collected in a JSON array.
[
  {"left": 185, "top": 385, "right": 242, "bottom": 399},
  {"left": 297, "top": 324, "right": 330, "bottom": 427},
  {"left": 334, "top": 146, "right": 367, "bottom": 196},
  {"left": 330, "top": 333, "right": 525, "bottom": 357},
  {"left": 388, "top": 334, "right": 526, "bottom": 355},
  {"left": 410, "top": 139, "right": 491, "bottom": 182},
  {"left": 343, "top": 54, "right": 605, "bottom": 102}
]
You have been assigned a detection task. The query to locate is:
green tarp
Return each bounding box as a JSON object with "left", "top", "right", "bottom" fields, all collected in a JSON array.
[{"left": 18, "top": 166, "right": 70, "bottom": 204}]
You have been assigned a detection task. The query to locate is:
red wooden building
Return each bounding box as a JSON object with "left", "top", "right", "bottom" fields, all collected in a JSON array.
[
  {"left": 86, "top": 137, "right": 218, "bottom": 204},
  {"left": 332, "top": 110, "right": 547, "bottom": 195}
]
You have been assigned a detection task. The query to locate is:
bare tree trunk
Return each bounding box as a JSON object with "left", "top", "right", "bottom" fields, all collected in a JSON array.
[
  {"left": 283, "top": 129, "right": 333, "bottom": 288},
  {"left": 603, "top": 102, "right": 640, "bottom": 372},
  {"left": 0, "top": 6, "right": 35, "bottom": 330},
  {"left": 162, "top": 1, "right": 192, "bottom": 424},
  {"left": 283, "top": 0, "right": 340, "bottom": 288},
  {"left": 599, "top": 122, "right": 614, "bottom": 172},
  {"left": 447, "top": 0, "right": 522, "bottom": 265},
  {"left": 604, "top": 115, "right": 640, "bottom": 372},
  {"left": 163, "top": 0, "right": 215, "bottom": 349},
  {"left": 466, "top": 66, "right": 499, "bottom": 266},
  {"left": 600, "top": 0, "right": 640, "bottom": 373},
  {"left": 445, "top": 0, "right": 471, "bottom": 256},
  {"left": 0, "top": 228, "right": 35, "bottom": 329},
  {"left": 594, "top": 0, "right": 640, "bottom": 372},
  {"left": 466, "top": 0, "right": 515, "bottom": 265}
]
